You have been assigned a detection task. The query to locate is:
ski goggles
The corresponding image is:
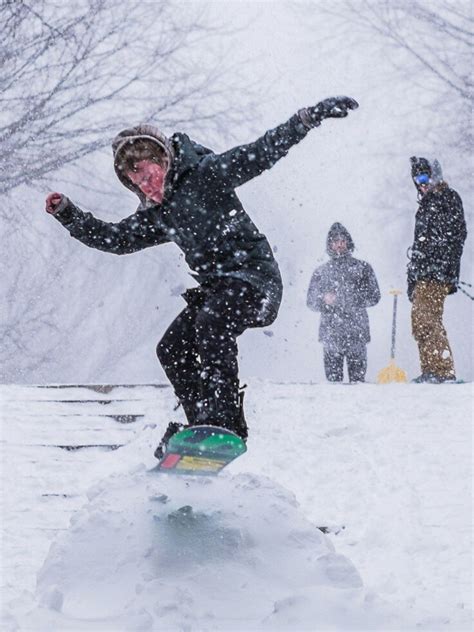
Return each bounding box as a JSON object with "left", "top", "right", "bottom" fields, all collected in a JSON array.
[{"left": 413, "top": 173, "right": 430, "bottom": 185}]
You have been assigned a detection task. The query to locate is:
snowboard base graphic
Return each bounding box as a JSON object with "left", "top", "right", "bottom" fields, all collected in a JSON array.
[{"left": 155, "top": 425, "right": 247, "bottom": 476}]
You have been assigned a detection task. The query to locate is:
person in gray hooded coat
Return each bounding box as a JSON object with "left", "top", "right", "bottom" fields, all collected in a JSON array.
[{"left": 307, "top": 223, "right": 380, "bottom": 382}]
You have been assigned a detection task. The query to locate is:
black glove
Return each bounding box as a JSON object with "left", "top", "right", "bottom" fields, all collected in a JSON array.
[
  {"left": 299, "top": 96, "right": 359, "bottom": 129},
  {"left": 406, "top": 255, "right": 416, "bottom": 302},
  {"left": 182, "top": 287, "right": 206, "bottom": 308},
  {"left": 407, "top": 278, "right": 416, "bottom": 302}
]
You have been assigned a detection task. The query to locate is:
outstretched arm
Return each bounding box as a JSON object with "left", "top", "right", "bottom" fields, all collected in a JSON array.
[
  {"left": 201, "top": 96, "right": 359, "bottom": 190},
  {"left": 45, "top": 193, "right": 170, "bottom": 254}
]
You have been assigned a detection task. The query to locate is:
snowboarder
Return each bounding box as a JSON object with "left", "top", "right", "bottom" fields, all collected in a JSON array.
[
  {"left": 45, "top": 96, "right": 359, "bottom": 456},
  {"left": 307, "top": 223, "right": 380, "bottom": 383},
  {"left": 407, "top": 156, "right": 467, "bottom": 383}
]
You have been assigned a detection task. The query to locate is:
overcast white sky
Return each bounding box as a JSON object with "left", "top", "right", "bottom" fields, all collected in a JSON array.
[{"left": 5, "top": 1, "right": 472, "bottom": 384}]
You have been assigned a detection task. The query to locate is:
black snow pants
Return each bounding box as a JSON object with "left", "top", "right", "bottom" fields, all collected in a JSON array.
[
  {"left": 323, "top": 341, "right": 367, "bottom": 383},
  {"left": 156, "top": 279, "right": 275, "bottom": 430}
]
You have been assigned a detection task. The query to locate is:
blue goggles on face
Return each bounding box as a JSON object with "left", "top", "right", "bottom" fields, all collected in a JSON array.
[{"left": 413, "top": 173, "right": 430, "bottom": 185}]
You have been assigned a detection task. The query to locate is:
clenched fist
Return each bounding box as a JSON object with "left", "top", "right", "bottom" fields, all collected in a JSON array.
[{"left": 45, "top": 192, "right": 64, "bottom": 214}]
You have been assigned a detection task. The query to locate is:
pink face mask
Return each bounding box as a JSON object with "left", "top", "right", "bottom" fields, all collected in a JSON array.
[{"left": 127, "top": 160, "right": 169, "bottom": 204}]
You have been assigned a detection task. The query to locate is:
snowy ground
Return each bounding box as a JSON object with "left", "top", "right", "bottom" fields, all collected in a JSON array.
[{"left": 0, "top": 381, "right": 472, "bottom": 631}]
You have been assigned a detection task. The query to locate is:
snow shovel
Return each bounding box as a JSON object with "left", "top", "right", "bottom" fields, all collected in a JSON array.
[{"left": 377, "top": 290, "right": 408, "bottom": 384}]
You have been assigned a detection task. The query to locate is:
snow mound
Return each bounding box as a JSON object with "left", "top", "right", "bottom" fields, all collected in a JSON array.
[{"left": 19, "top": 464, "right": 397, "bottom": 631}]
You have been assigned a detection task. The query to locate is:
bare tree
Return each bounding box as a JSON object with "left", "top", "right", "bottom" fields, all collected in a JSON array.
[
  {"left": 0, "top": 0, "right": 253, "bottom": 196},
  {"left": 314, "top": 0, "right": 473, "bottom": 153},
  {"left": 0, "top": 0, "right": 259, "bottom": 382}
]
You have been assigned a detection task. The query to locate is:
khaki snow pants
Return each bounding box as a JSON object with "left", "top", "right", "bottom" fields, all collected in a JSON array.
[{"left": 411, "top": 280, "right": 455, "bottom": 379}]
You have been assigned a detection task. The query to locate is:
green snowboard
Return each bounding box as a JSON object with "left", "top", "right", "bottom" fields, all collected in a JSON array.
[{"left": 156, "top": 425, "right": 247, "bottom": 475}]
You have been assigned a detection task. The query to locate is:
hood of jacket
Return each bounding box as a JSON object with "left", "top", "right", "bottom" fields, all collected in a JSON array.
[
  {"left": 410, "top": 155, "right": 444, "bottom": 191},
  {"left": 111, "top": 124, "right": 214, "bottom": 205},
  {"left": 326, "top": 222, "right": 355, "bottom": 257}
]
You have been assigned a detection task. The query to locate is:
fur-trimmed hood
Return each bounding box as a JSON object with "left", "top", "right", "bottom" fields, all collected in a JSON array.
[{"left": 112, "top": 124, "right": 214, "bottom": 205}]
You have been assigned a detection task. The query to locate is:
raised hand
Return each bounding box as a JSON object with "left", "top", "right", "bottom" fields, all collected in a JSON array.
[
  {"left": 45, "top": 192, "right": 63, "bottom": 214},
  {"left": 299, "top": 97, "right": 359, "bottom": 129}
]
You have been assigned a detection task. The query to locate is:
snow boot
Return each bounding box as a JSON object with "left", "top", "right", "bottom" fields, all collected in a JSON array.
[
  {"left": 234, "top": 387, "right": 248, "bottom": 442},
  {"left": 154, "top": 421, "right": 184, "bottom": 460},
  {"left": 214, "top": 387, "right": 248, "bottom": 441},
  {"left": 412, "top": 372, "right": 457, "bottom": 384},
  {"left": 192, "top": 387, "right": 248, "bottom": 441},
  {"left": 412, "top": 372, "right": 436, "bottom": 383}
]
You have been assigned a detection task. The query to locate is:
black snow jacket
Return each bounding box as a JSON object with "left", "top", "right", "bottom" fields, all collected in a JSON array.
[
  {"left": 407, "top": 183, "right": 467, "bottom": 300},
  {"left": 53, "top": 115, "right": 313, "bottom": 319},
  {"left": 307, "top": 223, "right": 381, "bottom": 347}
]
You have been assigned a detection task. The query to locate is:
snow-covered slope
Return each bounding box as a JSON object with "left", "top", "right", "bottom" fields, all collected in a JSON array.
[{"left": 1, "top": 382, "right": 472, "bottom": 630}]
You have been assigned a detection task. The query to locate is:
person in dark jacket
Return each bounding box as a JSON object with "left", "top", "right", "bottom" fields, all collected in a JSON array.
[
  {"left": 407, "top": 156, "right": 467, "bottom": 383},
  {"left": 45, "top": 96, "right": 359, "bottom": 456},
  {"left": 307, "top": 223, "right": 380, "bottom": 383}
]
